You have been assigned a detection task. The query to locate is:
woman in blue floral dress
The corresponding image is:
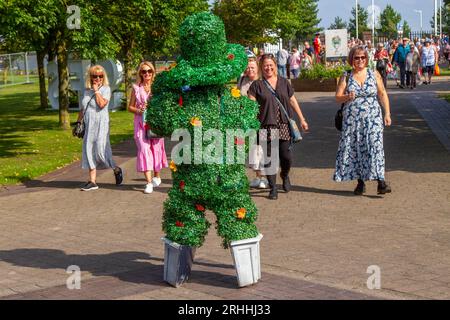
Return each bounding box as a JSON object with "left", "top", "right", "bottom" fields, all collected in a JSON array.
[{"left": 334, "top": 46, "right": 392, "bottom": 195}]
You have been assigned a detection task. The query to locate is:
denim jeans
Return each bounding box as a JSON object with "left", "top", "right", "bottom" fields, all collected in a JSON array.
[
  {"left": 290, "top": 68, "right": 300, "bottom": 79},
  {"left": 277, "top": 65, "right": 287, "bottom": 78}
]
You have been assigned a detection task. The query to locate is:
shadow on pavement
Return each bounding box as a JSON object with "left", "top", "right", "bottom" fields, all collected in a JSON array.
[{"left": 0, "top": 248, "right": 236, "bottom": 289}]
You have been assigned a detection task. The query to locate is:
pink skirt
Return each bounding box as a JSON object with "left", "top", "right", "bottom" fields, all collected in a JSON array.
[{"left": 134, "top": 116, "right": 168, "bottom": 172}]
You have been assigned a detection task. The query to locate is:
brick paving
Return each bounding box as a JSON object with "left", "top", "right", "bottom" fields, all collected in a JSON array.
[
  {"left": 0, "top": 78, "right": 449, "bottom": 300},
  {"left": 410, "top": 92, "right": 450, "bottom": 152},
  {"left": 1, "top": 258, "right": 375, "bottom": 300}
]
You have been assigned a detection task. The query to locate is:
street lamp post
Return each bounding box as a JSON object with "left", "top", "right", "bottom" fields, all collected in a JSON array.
[
  {"left": 440, "top": 0, "right": 442, "bottom": 38},
  {"left": 356, "top": 0, "right": 359, "bottom": 39},
  {"left": 372, "top": 0, "right": 375, "bottom": 42},
  {"left": 414, "top": 9, "right": 423, "bottom": 38},
  {"left": 434, "top": 0, "right": 438, "bottom": 36}
]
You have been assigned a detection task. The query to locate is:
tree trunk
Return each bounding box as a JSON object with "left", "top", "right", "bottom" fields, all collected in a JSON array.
[
  {"left": 123, "top": 41, "right": 135, "bottom": 110},
  {"left": 36, "top": 49, "right": 48, "bottom": 110},
  {"left": 57, "top": 39, "right": 70, "bottom": 130}
]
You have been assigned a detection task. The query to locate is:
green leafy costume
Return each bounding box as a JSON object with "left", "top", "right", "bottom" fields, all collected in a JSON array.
[{"left": 146, "top": 12, "right": 260, "bottom": 248}]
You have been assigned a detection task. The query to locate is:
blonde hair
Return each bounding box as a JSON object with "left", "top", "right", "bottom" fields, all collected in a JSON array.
[
  {"left": 85, "top": 65, "right": 109, "bottom": 89},
  {"left": 136, "top": 61, "right": 156, "bottom": 86}
]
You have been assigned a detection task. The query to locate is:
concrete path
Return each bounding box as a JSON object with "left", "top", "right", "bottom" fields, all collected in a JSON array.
[{"left": 1, "top": 77, "right": 449, "bottom": 300}]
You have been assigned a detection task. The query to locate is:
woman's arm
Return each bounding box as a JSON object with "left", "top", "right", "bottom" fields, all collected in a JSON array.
[
  {"left": 289, "top": 95, "right": 309, "bottom": 131},
  {"left": 335, "top": 75, "right": 355, "bottom": 103},
  {"left": 248, "top": 94, "right": 256, "bottom": 102},
  {"left": 127, "top": 90, "right": 141, "bottom": 114},
  {"left": 94, "top": 91, "right": 108, "bottom": 109},
  {"left": 375, "top": 71, "right": 391, "bottom": 126}
]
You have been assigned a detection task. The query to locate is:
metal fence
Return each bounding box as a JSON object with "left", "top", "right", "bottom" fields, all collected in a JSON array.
[{"left": 0, "top": 52, "right": 38, "bottom": 88}]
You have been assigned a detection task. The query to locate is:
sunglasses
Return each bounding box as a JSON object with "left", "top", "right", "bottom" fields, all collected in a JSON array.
[
  {"left": 140, "top": 69, "right": 153, "bottom": 75},
  {"left": 262, "top": 53, "right": 275, "bottom": 59},
  {"left": 91, "top": 74, "right": 104, "bottom": 79},
  {"left": 354, "top": 56, "right": 366, "bottom": 61}
]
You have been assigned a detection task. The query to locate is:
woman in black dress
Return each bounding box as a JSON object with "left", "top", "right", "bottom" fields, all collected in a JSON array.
[{"left": 248, "top": 54, "right": 309, "bottom": 200}]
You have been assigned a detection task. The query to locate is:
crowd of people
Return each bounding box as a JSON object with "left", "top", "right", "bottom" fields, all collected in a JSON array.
[
  {"left": 75, "top": 31, "right": 450, "bottom": 198},
  {"left": 349, "top": 35, "right": 449, "bottom": 90}
]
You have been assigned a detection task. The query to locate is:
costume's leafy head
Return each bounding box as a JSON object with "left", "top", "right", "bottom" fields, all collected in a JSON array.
[
  {"left": 153, "top": 12, "right": 247, "bottom": 90},
  {"left": 179, "top": 12, "right": 227, "bottom": 67}
]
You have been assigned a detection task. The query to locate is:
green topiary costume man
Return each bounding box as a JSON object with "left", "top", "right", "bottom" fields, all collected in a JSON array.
[{"left": 146, "top": 12, "right": 261, "bottom": 249}]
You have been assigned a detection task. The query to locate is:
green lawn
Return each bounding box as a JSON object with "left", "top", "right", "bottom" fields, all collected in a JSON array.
[
  {"left": 0, "top": 74, "right": 40, "bottom": 86},
  {"left": 0, "top": 82, "right": 134, "bottom": 186},
  {"left": 438, "top": 68, "right": 450, "bottom": 76}
]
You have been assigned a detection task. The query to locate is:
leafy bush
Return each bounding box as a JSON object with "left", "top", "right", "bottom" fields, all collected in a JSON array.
[{"left": 299, "top": 63, "right": 351, "bottom": 81}]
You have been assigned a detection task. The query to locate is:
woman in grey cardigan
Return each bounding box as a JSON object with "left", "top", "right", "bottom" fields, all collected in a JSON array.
[
  {"left": 405, "top": 42, "right": 420, "bottom": 89},
  {"left": 76, "top": 65, "right": 123, "bottom": 191}
]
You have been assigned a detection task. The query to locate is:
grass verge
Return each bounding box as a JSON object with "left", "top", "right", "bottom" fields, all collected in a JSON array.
[{"left": 0, "top": 81, "right": 134, "bottom": 186}]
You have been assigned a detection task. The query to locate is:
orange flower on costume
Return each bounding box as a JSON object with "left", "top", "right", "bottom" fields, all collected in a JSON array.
[
  {"left": 190, "top": 117, "right": 202, "bottom": 126},
  {"left": 169, "top": 160, "right": 177, "bottom": 172},
  {"left": 236, "top": 208, "right": 247, "bottom": 219},
  {"left": 231, "top": 87, "right": 241, "bottom": 98},
  {"left": 227, "top": 53, "right": 235, "bottom": 60},
  {"left": 168, "top": 62, "right": 177, "bottom": 70}
]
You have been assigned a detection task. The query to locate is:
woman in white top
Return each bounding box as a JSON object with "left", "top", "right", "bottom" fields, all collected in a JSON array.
[
  {"left": 237, "top": 58, "right": 268, "bottom": 189},
  {"left": 421, "top": 39, "right": 438, "bottom": 84}
]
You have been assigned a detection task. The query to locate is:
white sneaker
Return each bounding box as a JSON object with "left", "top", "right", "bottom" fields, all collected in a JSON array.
[
  {"left": 152, "top": 177, "right": 161, "bottom": 187},
  {"left": 144, "top": 183, "right": 153, "bottom": 194},
  {"left": 250, "top": 178, "right": 261, "bottom": 188},
  {"left": 258, "top": 178, "right": 269, "bottom": 189}
]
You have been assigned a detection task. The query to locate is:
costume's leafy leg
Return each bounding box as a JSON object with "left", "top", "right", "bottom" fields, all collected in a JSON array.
[
  {"left": 211, "top": 165, "right": 259, "bottom": 248},
  {"left": 163, "top": 175, "right": 211, "bottom": 247}
]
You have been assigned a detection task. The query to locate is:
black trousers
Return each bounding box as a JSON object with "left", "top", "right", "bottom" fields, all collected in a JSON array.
[
  {"left": 398, "top": 62, "right": 406, "bottom": 86},
  {"left": 265, "top": 139, "right": 292, "bottom": 189},
  {"left": 406, "top": 71, "right": 417, "bottom": 87}
]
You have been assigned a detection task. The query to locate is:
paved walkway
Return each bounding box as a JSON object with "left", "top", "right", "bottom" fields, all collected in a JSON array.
[{"left": 1, "top": 77, "right": 449, "bottom": 300}]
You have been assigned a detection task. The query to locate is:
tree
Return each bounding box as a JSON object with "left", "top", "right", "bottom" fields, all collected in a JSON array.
[
  {"left": 402, "top": 20, "right": 411, "bottom": 39},
  {"left": 292, "top": 0, "right": 322, "bottom": 42},
  {"left": 212, "top": 0, "right": 321, "bottom": 46},
  {"left": 0, "top": 1, "right": 58, "bottom": 110},
  {"left": 96, "top": 0, "right": 208, "bottom": 107},
  {"left": 380, "top": 5, "right": 402, "bottom": 39},
  {"left": 0, "top": 1, "right": 117, "bottom": 128},
  {"left": 212, "top": 0, "right": 279, "bottom": 45},
  {"left": 329, "top": 16, "right": 347, "bottom": 30},
  {"left": 349, "top": 4, "right": 369, "bottom": 39}
]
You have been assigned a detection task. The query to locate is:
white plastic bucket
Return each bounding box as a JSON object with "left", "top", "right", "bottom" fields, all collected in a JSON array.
[
  {"left": 230, "top": 234, "right": 263, "bottom": 287},
  {"left": 162, "top": 237, "right": 196, "bottom": 287}
]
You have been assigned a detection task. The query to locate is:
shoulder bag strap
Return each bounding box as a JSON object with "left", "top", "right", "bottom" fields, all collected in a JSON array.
[
  {"left": 80, "top": 93, "right": 96, "bottom": 122},
  {"left": 262, "top": 79, "right": 291, "bottom": 120}
]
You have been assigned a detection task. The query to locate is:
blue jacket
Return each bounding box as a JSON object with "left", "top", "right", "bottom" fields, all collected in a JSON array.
[{"left": 393, "top": 45, "right": 410, "bottom": 64}]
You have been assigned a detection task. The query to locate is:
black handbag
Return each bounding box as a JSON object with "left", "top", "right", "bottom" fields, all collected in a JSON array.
[
  {"left": 335, "top": 105, "right": 344, "bottom": 131},
  {"left": 335, "top": 72, "right": 351, "bottom": 131},
  {"left": 145, "top": 127, "right": 162, "bottom": 140},
  {"left": 72, "top": 120, "right": 85, "bottom": 138},
  {"left": 73, "top": 93, "right": 96, "bottom": 138},
  {"left": 262, "top": 79, "right": 302, "bottom": 143}
]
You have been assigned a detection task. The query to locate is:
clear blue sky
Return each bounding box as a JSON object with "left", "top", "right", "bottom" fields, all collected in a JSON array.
[{"left": 318, "top": 0, "right": 438, "bottom": 31}]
